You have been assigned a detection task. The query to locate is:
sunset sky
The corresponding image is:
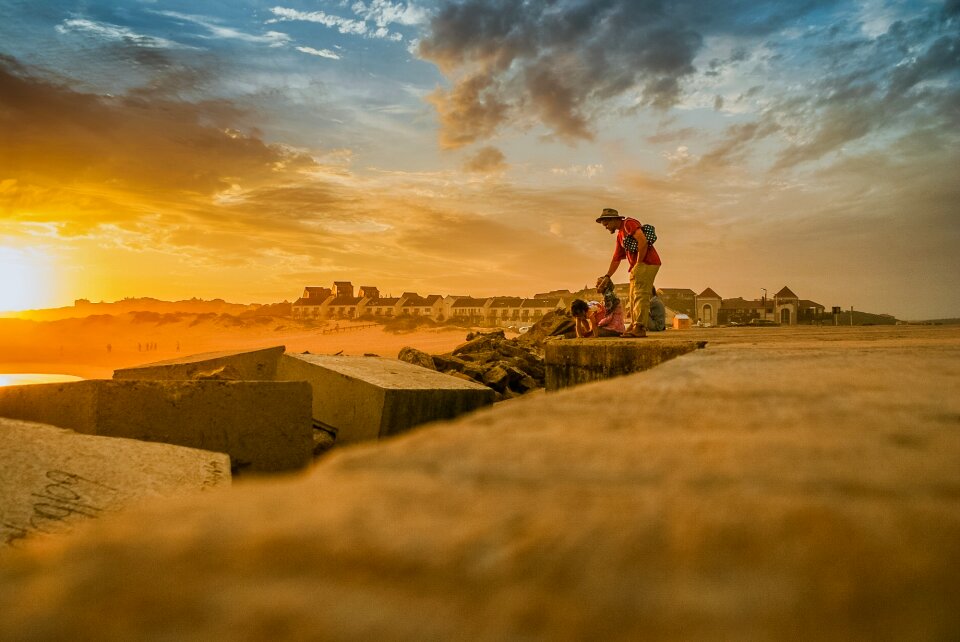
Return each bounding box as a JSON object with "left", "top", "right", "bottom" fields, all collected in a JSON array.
[{"left": 1, "top": 0, "right": 958, "bottom": 318}]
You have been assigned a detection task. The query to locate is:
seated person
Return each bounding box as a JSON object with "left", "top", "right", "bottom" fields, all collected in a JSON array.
[
  {"left": 571, "top": 294, "right": 624, "bottom": 338},
  {"left": 648, "top": 287, "right": 666, "bottom": 331},
  {"left": 598, "top": 281, "right": 626, "bottom": 334}
]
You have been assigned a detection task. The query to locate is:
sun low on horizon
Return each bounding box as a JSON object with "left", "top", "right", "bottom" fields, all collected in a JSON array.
[
  {"left": 1, "top": 0, "right": 958, "bottom": 319},
  {"left": 0, "top": 246, "right": 57, "bottom": 314}
]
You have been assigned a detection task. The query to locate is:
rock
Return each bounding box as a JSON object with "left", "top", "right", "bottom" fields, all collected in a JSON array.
[
  {"left": 397, "top": 347, "right": 437, "bottom": 371},
  {"left": 482, "top": 365, "right": 510, "bottom": 392},
  {"left": 443, "top": 371, "right": 479, "bottom": 384},
  {"left": 513, "top": 310, "right": 574, "bottom": 348},
  {"left": 432, "top": 354, "right": 486, "bottom": 382},
  {"left": 506, "top": 355, "right": 545, "bottom": 383},
  {"left": 514, "top": 374, "right": 540, "bottom": 392},
  {"left": 0, "top": 417, "right": 229, "bottom": 548},
  {"left": 496, "top": 342, "right": 532, "bottom": 359},
  {"left": 453, "top": 331, "right": 506, "bottom": 357},
  {"left": 456, "top": 350, "right": 497, "bottom": 364},
  {"left": 312, "top": 428, "right": 336, "bottom": 457}
]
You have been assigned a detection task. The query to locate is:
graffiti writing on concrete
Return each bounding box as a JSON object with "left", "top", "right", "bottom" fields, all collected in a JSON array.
[
  {"left": 202, "top": 460, "right": 227, "bottom": 489},
  {"left": 1, "top": 470, "right": 118, "bottom": 547}
]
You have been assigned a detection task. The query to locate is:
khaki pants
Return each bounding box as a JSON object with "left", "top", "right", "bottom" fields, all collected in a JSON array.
[{"left": 629, "top": 263, "right": 660, "bottom": 330}]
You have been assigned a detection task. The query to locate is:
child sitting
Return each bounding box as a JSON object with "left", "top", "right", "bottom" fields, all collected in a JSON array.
[{"left": 570, "top": 284, "right": 625, "bottom": 338}]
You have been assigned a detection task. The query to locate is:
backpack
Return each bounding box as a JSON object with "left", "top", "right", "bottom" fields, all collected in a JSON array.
[
  {"left": 622, "top": 223, "right": 657, "bottom": 253},
  {"left": 641, "top": 223, "right": 657, "bottom": 245}
]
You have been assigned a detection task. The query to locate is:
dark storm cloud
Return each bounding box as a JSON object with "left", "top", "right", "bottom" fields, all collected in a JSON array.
[
  {"left": 420, "top": 0, "right": 960, "bottom": 179},
  {"left": 418, "top": 0, "right": 838, "bottom": 147},
  {"left": 418, "top": 0, "right": 704, "bottom": 145}
]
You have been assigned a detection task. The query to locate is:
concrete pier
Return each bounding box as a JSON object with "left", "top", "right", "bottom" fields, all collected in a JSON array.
[
  {"left": 544, "top": 338, "right": 705, "bottom": 390},
  {"left": 113, "top": 346, "right": 285, "bottom": 381},
  {"left": 0, "top": 417, "right": 230, "bottom": 548},
  {"left": 0, "top": 327, "right": 957, "bottom": 639},
  {"left": 277, "top": 353, "right": 495, "bottom": 444},
  {"left": 0, "top": 379, "right": 313, "bottom": 473}
]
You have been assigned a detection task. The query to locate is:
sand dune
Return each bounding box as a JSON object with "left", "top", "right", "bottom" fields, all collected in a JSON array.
[{"left": 0, "top": 312, "right": 488, "bottom": 379}]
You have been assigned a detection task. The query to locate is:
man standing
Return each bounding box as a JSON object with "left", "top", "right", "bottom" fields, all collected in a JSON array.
[{"left": 595, "top": 208, "right": 661, "bottom": 337}]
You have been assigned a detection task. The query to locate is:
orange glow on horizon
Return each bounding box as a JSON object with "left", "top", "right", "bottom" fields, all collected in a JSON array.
[{"left": 0, "top": 246, "right": 56, "bottom": 313}]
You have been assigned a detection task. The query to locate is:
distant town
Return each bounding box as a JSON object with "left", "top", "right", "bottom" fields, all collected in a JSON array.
[{"left": 291, "top": 281, "right": 896, "bottom": 327}]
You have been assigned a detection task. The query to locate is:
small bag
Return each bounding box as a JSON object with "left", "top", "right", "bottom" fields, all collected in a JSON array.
[
  {"left": 622, "top": 223, "right": 657, "bottom": 254},
  {"left": 641, "top": 223, "right": 657, "bottom": 245}
]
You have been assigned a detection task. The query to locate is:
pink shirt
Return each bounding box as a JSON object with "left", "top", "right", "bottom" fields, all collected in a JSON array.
[
  {"left": 590, "top": 301, "right": 626, "bottom": 334},
  {"left": 597, "top": 302, "right": 626, "bottom": 333}
]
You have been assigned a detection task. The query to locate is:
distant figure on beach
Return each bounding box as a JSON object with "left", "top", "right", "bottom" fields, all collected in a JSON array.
[
  {"left": 595, "top": 207, "right": 661, "bottom": 338},
  {"left": 106, "top": 343, "right": 112, "bottom": 353},
  {"left": 649, "top": 288, "right": 666, "bottom": 332},
  {"left": 138, "top": 342, "right": 142, "bottom": 352}
]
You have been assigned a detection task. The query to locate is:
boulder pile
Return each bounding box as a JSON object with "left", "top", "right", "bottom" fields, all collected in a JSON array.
[{"left": 399, "top": 310, "right": 574, "bottom": 400}]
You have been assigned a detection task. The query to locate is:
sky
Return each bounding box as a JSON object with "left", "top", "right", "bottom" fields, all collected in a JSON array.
[{"left": 1, "top": 0, "right": 958, "bottom": 318}]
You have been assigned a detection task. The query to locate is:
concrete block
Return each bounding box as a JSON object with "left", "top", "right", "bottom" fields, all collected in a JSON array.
[
  {"left": 113, "top": 346, "right": 285, "bottom": 381},
  {"left": 0, "top": 380, "right": 312, "bottom": 473},
  {"left": 277, "top": 353, "right": 495, "bottom": 444},
  {"left": 545, "top": 338, "right": 704, "bottom": 390},
  {"left": 0, "top": 417, "right": 229, "bottom": 548}
]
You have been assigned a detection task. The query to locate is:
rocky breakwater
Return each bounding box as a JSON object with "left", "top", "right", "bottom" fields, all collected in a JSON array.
[{"left": 398, "top": 311, "right": 574, "bottom": 401}]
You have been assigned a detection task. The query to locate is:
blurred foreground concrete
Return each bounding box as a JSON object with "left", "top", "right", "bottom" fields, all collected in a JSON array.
[{"left": 0, "top": 326, "right": 958, "bottom": 640}]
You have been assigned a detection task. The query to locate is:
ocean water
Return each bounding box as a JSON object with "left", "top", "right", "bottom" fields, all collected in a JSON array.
[{"left": 0, "top": 373, "right": 83, "bottom": 387}]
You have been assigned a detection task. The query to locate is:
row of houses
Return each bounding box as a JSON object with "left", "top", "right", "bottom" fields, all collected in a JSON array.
[
  {"left": 291, "top": 282, "right": 567, "bottom": 326},
  {"left": 658, "top": 286, "right": 826, "bottom": 326},
  {"left": 293, "top": 282, "right": 828, "bottom": 327}
]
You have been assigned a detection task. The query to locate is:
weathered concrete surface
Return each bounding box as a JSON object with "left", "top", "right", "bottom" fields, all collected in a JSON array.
[
  {"left": 0, "top": 417, "right": 229, "bottom": 548},
  {"left": 545, "top": 338, "right": 705, "bottom": 390},
  {"left": 276, "top": 353, "right": 495, "bottom": 444},
  {"left": 0, "top": 380, "right": 312, "bottom": 473},
  {"left": 0, "top": 327, "right": 958, "bottom": 640},
  {"left": 112, "top": 345, "right": 285, "bottom": 381}
]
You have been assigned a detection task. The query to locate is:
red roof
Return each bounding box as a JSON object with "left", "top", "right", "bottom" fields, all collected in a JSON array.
[
  {"left": 775, "top": 286, "right": 798, "bottom": 299},
  {"left": 698, "top": 287, "right": 721, "bottom": 299}
]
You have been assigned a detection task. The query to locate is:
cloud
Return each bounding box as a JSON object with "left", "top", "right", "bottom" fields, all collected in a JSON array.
[
  {"left": 0, "top": 54, "right": 605, "bottom": 300},
  {"left": 417, "top": 0, "right": 777, "bottom": 146},
  {"left": 417, "top": 0, "right": 960, "bottom": 164},
  {"left": 296, "top": 46, "right": 341, "bottom": 60},
  {"left": 0, "top": 56, "right": 317, "bottom": 231},
  {"left": 266, "top": 6, "right": 406, "bottom": 40},
  {"left": 550, "top": 164, "right": 603, "bottom": 178},
  {"left": 350, "top": 1, "right": 429, "bottom": 27},
  {"left": 463, "top": 146, "right": 507, "bottom": 173},
  {"left": 426, "top": 72, "right": 508, "bottom": 148},
  {"left": 768, "top": 15, "right": 959, "bottom": 171},
  {"left": 55, "top": 18, "right": 185, "bottom": 49},
  {"left": 153, "top": 10, "right": 292, "bottom": 47},
  {"left": 645, "top": 127, "right": 698, "bottom": 144}
]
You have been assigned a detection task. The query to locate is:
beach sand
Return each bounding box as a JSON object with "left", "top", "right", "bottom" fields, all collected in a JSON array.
[{"left": 0, "top": 315, "right": 499, "bottom": 380}]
